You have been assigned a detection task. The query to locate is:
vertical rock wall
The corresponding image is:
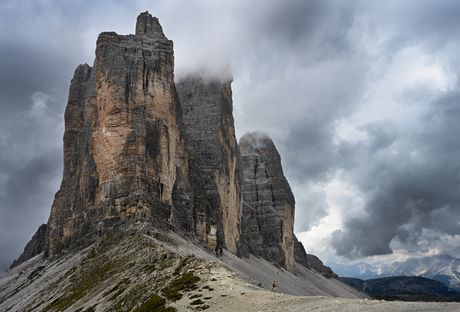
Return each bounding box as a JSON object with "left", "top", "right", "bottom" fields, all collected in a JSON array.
[
  {"left": 176, "top": 76, "right": 243, "bottom": 254},
  {"left": 47, "top": 12, "right": 199, "bottom": 257},
  {"left": 93, "top": 15, "right": 189, "bottom": 220},
  {"left": 239, "top": 131, "right": 295, "bottom": 270},
  {"left": 48, "top": 63, "right": 99, "bottom": 256}
]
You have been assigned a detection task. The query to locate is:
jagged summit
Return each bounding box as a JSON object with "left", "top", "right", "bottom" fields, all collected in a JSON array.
[
  {"left": 135, "top": 11, "right": 165, "bottom": 37},
  {"left": 239, "top": 131, "right": 295, "bottom": 270}
]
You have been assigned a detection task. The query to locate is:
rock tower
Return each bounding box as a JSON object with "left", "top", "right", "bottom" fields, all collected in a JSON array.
[
  {"left": 239, "top": 131, "right": 295, "bottom": 270},
  {"left": 177, "top": 76, "right": 243, "bottom": 255}
]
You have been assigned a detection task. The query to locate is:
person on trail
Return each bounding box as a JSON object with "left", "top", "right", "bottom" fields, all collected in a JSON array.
[{"left": 271, "top": 281, "right": 277, "bottom": 292}]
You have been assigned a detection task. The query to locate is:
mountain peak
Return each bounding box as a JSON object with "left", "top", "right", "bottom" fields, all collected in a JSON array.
[{"left": 135, "top": 11, "right": 165, "bottom": 37}]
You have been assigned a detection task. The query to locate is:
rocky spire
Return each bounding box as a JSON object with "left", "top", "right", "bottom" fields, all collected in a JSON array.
[
  {"left": 239, "top": 131, "right": 296, "bottom": 270},
  {"left": 135, "top": 11, "right": 165, "bottom": 37},
  {"left": 176, "top": 76, "right": 244, "bottom": 255},
  {"left": 44, "top": 13, "right": 200, "bottom": 257}
]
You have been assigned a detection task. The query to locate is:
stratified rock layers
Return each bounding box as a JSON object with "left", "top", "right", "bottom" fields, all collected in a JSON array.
[
  {"left": 239, "top": 131, "right": 295, "bottom": 270},
  {"left": 176, "top": 76, "right": 243, "bottom": 255},
  {"left": 48, "top": 12, "right": 200, "bottom": 257}
]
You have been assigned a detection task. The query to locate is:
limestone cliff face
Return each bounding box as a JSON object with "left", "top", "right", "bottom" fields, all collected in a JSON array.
[
  {"left": 47, "top": 62, "right": 99, "bottom": 256},
  {"left": 47, "top": 12, "right": 201, "bottom": 257},
  {"left": 239, "top": 131, "right": 295, "bottom": 270},
  {"left": 176, "top": 76, "right": 243, "bottom": 255},
  {"left": 11, "top": 12, "right": 329, "bottom": 278}
]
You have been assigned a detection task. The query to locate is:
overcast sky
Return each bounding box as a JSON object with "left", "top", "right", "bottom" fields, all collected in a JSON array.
[{"left": 2, "top": 0, "right": 460, "bottom": 273}]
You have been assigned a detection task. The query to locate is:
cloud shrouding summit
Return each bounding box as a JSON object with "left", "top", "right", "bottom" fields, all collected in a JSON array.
[{"left": 2, "top": 0, "right": 460, "bottom": 272}]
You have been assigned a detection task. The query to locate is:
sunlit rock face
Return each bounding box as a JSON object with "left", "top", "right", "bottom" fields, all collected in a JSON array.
[
  {"left": 239, "top": 131, "right": 296, "bottom": 270},
  {"left": 47, "top": 12, "right": 202, "bottom": 257},
  {"left": 176, "top": 76, "right": 244, "bottom": 255}
]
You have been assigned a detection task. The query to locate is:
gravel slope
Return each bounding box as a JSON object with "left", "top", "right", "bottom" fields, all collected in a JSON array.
[
  {"left": 170, "top": 262, "right": 460, "bottom": 312},
  {"left": 2, "top": 225, "right": 460, "bottom": 311}
]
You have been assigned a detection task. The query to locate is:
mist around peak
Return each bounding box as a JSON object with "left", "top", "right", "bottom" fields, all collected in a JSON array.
[
  {"left": 175, "top": 63, "right": 233, "bottom": 85},
  {"left": 239, "top": 130, "right": 273, "bottom": 151}
]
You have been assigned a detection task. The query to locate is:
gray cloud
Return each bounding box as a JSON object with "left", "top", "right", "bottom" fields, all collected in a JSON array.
[
  {"left": 330, "top": 87, "right": 460, "bottom": 259},
  {"left": 0, "top": 89, "right": 63, "bottom": 271}
]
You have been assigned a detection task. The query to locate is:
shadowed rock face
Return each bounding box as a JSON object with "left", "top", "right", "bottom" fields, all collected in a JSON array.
[
  {"left": 47, "top": 12, "right": 202, "bottom": 257},
  {"left": 9, "top": 224, "right": 48, "bottom": 269},
  {"left": 308, "top": 254, "right": 338, "bottom": 279},
  {"left": 294, "top": 236, "right": 311, "bottom": 270},
  {"left": 239, "top": 131, "right": 296, "bottom": 270},
  {"left": 176, "top": 76, "right": 244, "bottom": 255}
]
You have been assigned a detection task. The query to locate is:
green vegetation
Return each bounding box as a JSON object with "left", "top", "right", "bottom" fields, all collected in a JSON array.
[
  {"left": 162, "top": 272, "right": 200, "bottom": 301},
  {"left": 135, "top": 295, "right": 169, "bottom": 312},
  {"left": 21, "top": 226, "right": 206, "bottom": 312},
  {"left": 144, "top": 263, "right": 157, "bottom": 272},
  {"left": 173, "top": 256, "right": 192, "bottom": 276},
  {"left": 195, "top": 305, "right": 210, "bottom": 310},
  {"left": 190, "top": 299, "right": 205, "bottom": 305},
  {"left": 202, "top": 285, "right": 214, "bottom": 291}
]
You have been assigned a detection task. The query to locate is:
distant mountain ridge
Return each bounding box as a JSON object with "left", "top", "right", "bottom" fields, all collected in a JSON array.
[
  {"left": 387, "top": 254, "right": 460, "bottom": 292},
  {"left": 331, "top": 262, "right": 388, "bottom": 280},
  {"left": 332, "top": 254, "right": 460, "bottom": 292},
  {"left": 340, "top": 276, "right": 459, "bottom": 298}
]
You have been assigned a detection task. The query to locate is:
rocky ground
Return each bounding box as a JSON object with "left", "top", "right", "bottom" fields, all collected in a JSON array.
[
  {"left": 169, "top": 260, "right": 460, "bottom": 312},
  {"left": 2, "top": 222, "right": 460, "bottom": 312}
]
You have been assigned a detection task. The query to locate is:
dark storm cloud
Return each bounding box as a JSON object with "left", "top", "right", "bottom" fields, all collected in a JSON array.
[
  {"left": 0, "top": 150, "right": 62, "bottom": 272},
  {"left": 0, "top": 89, "right": 64, "bottom": 272},
  {"left": 282, "top": 116, "right": 337, "bottom": 183},
  {"left": 330, "top": 88, "right": 460, "bottom": 258},
  {"left": 371, "top": 0, "right": 460, "bottom": 49}
]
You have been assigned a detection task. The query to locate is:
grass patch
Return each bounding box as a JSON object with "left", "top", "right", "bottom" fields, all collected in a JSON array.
[
  {"left": 134, "top": 295, "right": 177, "bottom": 312},
  {"left": 189, "top": 294, "right": 202, "bottom": 299},
  {"left": 173, "top": 256, "right": 191, "bottom": 276},
  {"left": 162, "top": 272, "right": 200, "bottom": 302},
  {"left": 196, "top": 305, "right": 210, "bottom": 310},
  {"left": 190, "top": 299, "right": 204, "bottom": 305},
  {"left": 144, "top": 263, "right": 157, "bottom": 273}
]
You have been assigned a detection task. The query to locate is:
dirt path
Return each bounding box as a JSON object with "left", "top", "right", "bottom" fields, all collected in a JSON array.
[{"left": 170, "top": 262, "right": 460, "bottom": 312}]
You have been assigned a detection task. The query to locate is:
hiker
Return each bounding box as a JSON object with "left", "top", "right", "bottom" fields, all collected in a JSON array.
[{"left": 271, "top": 281, "right": 277, "bottom": 292}]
